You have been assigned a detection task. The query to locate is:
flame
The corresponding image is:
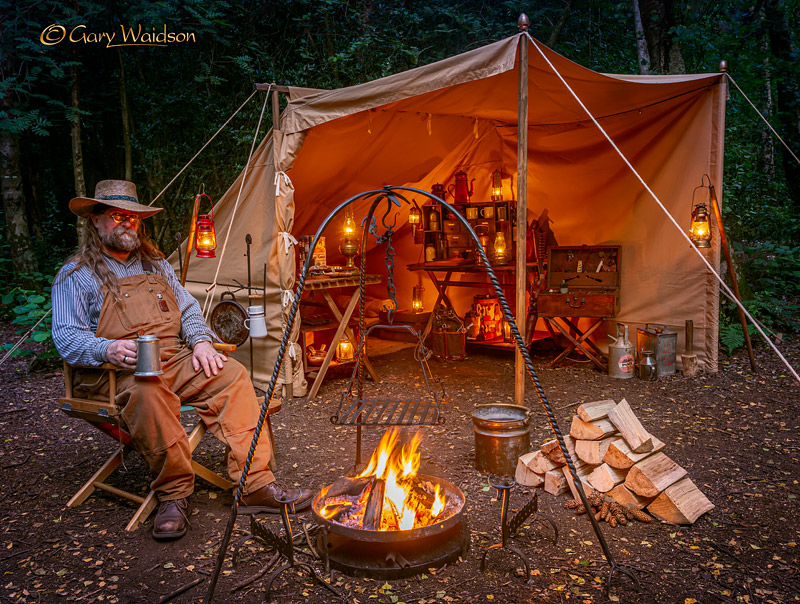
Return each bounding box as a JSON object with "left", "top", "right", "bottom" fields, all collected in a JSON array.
[
  {"left": 431, "top": 484, "right": 444, "bottom": 518},
  {"left": 347, "top": 429, "right": 442, "bottom": 531}
]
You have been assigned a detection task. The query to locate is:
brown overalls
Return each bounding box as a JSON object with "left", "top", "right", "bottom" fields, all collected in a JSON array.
[{"left": 75, "top": 269, "right": 274, "bottom": 501}]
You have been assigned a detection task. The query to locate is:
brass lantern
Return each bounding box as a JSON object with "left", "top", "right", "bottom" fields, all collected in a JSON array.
[
  {"left": 336, "top": 337, "right": 354, "bottom": 362},
  {"left": 412, "top": 284, "right": 424, "bottom": 313},
  {"left": 339, "top": 207, "right": 359, "bottom": 268},
  {"left": 493, "top": 230, "right": 509, "bottom": 265},
  {"left": 491, "top": 169, "right": 503, "bottom": 201},
  {"left": 689, "top": 202, "right": 711, "bottom": 248},
  {"left": 689, "top": 176, "right": 713, "bottom": 249}
]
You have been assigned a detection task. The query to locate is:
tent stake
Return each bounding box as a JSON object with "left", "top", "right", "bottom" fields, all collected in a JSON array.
[{"left": 515, "top": 17, "right": 529, "bottom": 406}]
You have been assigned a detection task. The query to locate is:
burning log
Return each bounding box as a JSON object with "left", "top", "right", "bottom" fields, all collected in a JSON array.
[
  {"left": 362, "top": 478, "right": 386, "bottom": 530},
  {"left": 325, "top": 475, "right": 371, "bottom": 499}
]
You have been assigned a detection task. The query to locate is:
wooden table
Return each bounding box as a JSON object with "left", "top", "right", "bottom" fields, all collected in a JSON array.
[
  {"left": 302, "top": 274, "right": 382, "bottom": 398},
  {"left": 407, "top": 262, "right": 539, "bottom": 343}
]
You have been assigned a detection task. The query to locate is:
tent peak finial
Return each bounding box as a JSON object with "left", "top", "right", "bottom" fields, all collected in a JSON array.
[
  {"left": 719, "top": 60, "right": 728, "bottom": 72},
  {"left": 517, "top": 13, "right": 530, "bottom": 31}
]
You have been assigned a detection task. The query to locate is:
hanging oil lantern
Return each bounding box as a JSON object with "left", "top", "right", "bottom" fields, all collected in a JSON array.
[
  {"left": 336, "top": 337, "right": 354, "bottom": 362},
  {"left": 408, "top": 202, "right": 421, "bottom": 231},
  {"left": 689, "top": 202, "right": 711, "bottom": 248},
  {"left": 192, "top": 193, "right": 217, "bottom": 258},
  {"left": 339, "top": 207, "right": 359, "bottom": 268}
]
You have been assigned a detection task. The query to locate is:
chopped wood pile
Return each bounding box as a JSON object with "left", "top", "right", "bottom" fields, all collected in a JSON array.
[{"left": 516, "top": 398, "right": 714, "bottom": 525}]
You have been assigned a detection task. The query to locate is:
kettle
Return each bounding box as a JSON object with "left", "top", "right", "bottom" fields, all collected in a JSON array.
[
  {"left": 447, "top": 170, "right": 475, "bottom": 204},
  {"left": 431, "top": 183, "right": 449, "bottom": 201},
  {"left": 607, "top": 323, "right": 634, "bottom": 379},
  {"left": 638, "top": 349, "right": 658, "bottom": 381}
]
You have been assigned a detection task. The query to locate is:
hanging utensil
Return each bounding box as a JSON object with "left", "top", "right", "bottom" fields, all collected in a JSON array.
[{"left": 209, "top": 292, "right": 249, "bottom": 346}]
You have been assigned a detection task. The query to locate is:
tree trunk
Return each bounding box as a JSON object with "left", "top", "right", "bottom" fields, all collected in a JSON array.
[
  {"left": 548, "top": 0, "right": 573, "bottom": 48},
  {"left": 632, "top": 0, "right": 650, "bottom": 74},
  {"left": 639, "top": 0, "right": 685, "bottom": 74},
  {"left": 70, "top": 63, "right": 86, "bottom": 198},
  {"left": 763, "top": 0, "right": 800, "bottom": 210},
  {"left": 118, "top": 50, "right": 133, "bottom": 181},
  {"left": 0, "top": 129, "right": 39, "bottom": 280}
]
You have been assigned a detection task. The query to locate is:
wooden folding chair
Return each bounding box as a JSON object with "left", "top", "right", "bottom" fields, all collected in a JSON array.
[{"left": 58, "top": 361, "right": 237, "bottom": 531}]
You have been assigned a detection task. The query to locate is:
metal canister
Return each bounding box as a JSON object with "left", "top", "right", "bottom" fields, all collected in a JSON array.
[
  {"left": 608, "top": 323, "right": 635, "bottom": 379},
  {"left": 636, "top": 323, "right": 677, "bottom": 377},
  {"left": 472, "top": 404, "right": 531, "bottom": 475},
  {"left": 638, "top": 349, "right": 658, "bottom": 381},
  {"left": 134, "top": 334, "right": 163, "bottom": 377}
]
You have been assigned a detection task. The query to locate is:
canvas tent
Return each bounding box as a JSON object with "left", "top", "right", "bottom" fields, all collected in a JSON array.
[{"left": 172, "top": 33, "right": 725, "bottom": 393}]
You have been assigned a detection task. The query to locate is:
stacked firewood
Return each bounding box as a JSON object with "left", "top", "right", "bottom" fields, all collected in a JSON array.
[{"left": 515, "top": 398, "right": 714, "bottom": 525}]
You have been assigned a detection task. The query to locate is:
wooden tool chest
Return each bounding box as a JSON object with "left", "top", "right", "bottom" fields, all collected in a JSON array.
[{"left": 538, "top": 245, "right": 620, "bottom": 318}]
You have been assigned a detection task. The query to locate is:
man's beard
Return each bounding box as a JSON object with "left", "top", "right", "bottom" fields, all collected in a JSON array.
[{"left": 99, "top": 225, "right": 140, "bottom": 252}]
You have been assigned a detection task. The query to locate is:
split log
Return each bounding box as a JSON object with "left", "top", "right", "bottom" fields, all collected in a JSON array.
[
  {"left": 362, "top": 478, "right": 385, "bottom": 530},
  {"left": 544, "top": 469, "right": 568, "bottom": 496},
  {"left": 575, "top": 436, "right": 617, "bottom": 465},
  {"left": 576, "top": 399, "right": 617, "bottom": 422},
  {"left": 527, "top": 450, "right": 560, "bottom": 474},
  {"left": 515, "top": 457, "right": 545, "bottom": 487},
  {"left": 607, "top": 399, "right": 652, "bottom": 453},
  {"left": 624, "top": 453, "right": 687, "bottom": 498},
  {"left": 541, "top": 435, "right": 575, "bottom": 465},
  {"left": 570, "top": 416, "right": 617, "bottom": 441},
  {"left": 587, "top": 463, "right": 627, "bottom": 493},
  {"left": 607, "top": 484, "right": 654, "bottom": 510},
  {"left": 562, "top": 464, "right": 596, "bottom": 501},
  {"left": 324, "top": 475, "right": 371, "bottom": 499},
  {"left": 647, "top": 478, "right": 714, "bottom": 524},
  {"left": 603, "top": 435, "right": 665, "bottom": 470}
]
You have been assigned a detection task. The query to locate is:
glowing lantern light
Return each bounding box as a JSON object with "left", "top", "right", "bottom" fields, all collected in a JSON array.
[
  {"left": 491, "top": 169, "right": 503, "bottom": 201},
  {"left": 412, "top": 284, "right": 424, "bottom": 313},
  {"left": 194, "top": 213, "right": 217, "bottom": 258},
  {"left": 336, "top": 337, "right": 354, "bottom": 362},
  {"left": 689, "top": 202, "right": 711, "bottom": 248},
  {"left": 493, "top": 231, "right": 509, "bottom": 265}
]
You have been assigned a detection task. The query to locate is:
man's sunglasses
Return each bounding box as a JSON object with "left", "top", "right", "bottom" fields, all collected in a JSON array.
[{"left": 107, "top": 212, "right": 140, "bottom": 225}]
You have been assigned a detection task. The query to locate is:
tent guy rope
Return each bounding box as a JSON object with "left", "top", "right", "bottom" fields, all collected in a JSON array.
[
  {"left": 201, "top": 87, "right": 271, "bottom": 318},
  {"left": 525, "top": 32, "right": 800, "bottom": 386},
  {"left": 726, "top": 73, "right": 800, "bottom": 167},
  {"left": 148, "top": 89, "right": 259, "bottom": 207}
]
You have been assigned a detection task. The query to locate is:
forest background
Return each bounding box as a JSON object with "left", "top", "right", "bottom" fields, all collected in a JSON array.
[{"left": 1, "top": 0, "right": 798, "bottom": 363}]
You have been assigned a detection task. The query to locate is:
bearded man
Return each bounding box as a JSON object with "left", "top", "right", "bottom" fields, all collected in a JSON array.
[{"left": 52, "top": 180, "right": 311, "bottom": 541}]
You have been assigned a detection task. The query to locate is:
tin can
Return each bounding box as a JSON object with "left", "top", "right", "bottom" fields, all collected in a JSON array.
[{"left": 636, "top": 324, "right": 677, "bottom": 377}]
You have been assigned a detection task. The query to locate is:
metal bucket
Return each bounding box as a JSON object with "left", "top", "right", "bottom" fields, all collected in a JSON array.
[{"left": 472, "top": 404, "right": 531, "bottom": 476}]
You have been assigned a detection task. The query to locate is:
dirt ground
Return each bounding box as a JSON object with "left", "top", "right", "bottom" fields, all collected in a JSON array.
[{"left": 1, "top": 326, "right": 798, "bottom": 604}]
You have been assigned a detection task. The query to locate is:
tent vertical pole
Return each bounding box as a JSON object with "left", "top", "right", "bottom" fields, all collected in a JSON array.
[{"left": 515, "top": 18, "right": 530, "bottom": 405}]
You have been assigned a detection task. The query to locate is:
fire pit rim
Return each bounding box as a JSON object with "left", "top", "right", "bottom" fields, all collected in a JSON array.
[{"left": 312, "top": 473, "right": 465, "bottom": 543}]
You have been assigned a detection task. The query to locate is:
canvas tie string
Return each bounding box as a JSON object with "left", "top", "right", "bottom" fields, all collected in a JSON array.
[
  {"left": 278, "top": 231, "right": 298, "bottom": 255},
  {"left": 281, "top": 288, "right": 293, "bottom": 307},
  {"left": 274, "top": 171, "right": 292, "bottom": 197},
  {"left": 526, "top": 32, "right": 799, "bottom": 384}
]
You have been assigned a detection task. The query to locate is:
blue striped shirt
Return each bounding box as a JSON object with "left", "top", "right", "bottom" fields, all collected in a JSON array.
[{"left": 51, "top": 254, "right": 212, "bottom": 366}]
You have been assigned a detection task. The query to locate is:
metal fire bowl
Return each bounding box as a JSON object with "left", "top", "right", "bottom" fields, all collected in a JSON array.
[{"left": 312, "top": 474, "right": 465, "bottom": 543}]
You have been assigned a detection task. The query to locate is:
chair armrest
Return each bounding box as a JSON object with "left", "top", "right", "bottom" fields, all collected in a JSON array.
[{"left": 63, "top": 360, "right": 119, "bottom": 404}]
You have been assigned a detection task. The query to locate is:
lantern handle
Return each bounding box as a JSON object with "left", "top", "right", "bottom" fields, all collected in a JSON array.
[
  {"left": 690, "top": 174, "right": 712, "bottom": 212},
  {"left": 196, "top": 192, "right": 215, "bottom": 218}
]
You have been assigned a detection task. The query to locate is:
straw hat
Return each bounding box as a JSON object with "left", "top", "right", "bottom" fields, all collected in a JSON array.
[{"left": 69, "top": 180, "right": 162, "bottom": 218}]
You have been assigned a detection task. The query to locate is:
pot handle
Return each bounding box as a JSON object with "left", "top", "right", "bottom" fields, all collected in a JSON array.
[{"left": 221, "top": 291, "right": 236, "bottom": 301}]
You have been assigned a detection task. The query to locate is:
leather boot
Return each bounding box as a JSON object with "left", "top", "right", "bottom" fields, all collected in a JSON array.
[
  {"left": 242, "top": 482, "right": 313, "bottom": 512},
  {"left": 152, "top": 497, "right": 189, "bottom": 540}
]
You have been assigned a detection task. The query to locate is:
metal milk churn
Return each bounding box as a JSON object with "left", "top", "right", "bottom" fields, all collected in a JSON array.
[
  {"left": 636, "top": 323, "right": 677, "bottom": 377},
  {"left": 638, "top": 349, "right": 658, "bottom": 381},
  {"left": 608, "top": 323, "right": 635, "bottom": 379}
]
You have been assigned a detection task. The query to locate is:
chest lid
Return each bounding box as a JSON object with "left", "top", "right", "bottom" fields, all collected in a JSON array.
[{"left": 546, "top": 245, "right": 620, "bottom": 291}]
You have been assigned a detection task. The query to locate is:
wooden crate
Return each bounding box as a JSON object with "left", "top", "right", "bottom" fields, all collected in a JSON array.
[{"left": 539, "top": 245, "right": 620, "bottom": 318}]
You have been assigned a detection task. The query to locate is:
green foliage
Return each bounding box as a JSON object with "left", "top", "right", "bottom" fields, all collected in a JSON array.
[{"left": 0, "top": 273, "right": 57, "bottom": 362}]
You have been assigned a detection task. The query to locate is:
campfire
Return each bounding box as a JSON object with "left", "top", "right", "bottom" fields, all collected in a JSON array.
[{"left": 316, "top": 429, "right": 460, "bottom": 532}]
